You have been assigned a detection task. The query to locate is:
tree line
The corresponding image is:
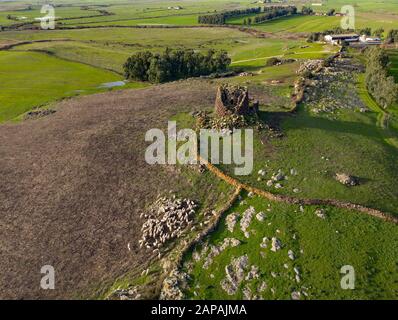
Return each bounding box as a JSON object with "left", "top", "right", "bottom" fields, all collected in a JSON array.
[
  {"left": 123, "top": 49, "right": 231, "bottom": 83},
  {"left": 198, "top": 7, "right": 262, "bottom": 25},
  {"left": 365, "top": 47, "right": 398, "bottom": 109},
  {"left": 249, "top": 6, "right": 297, "bottom": 24},
  {"left": 301, "top": 6, "right": 314, "bottom": 15}
]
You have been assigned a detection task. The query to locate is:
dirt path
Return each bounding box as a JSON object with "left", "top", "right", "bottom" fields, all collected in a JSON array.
[{"left": 199, "top": 157, "right": 398, "bottom": 224}]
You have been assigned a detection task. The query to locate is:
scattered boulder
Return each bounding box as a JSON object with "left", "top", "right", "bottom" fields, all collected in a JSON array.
[
  {"left": 291, "top": 291, "right": 301, "bottom": 300},
  {"left": 240, "top": 206, "right": 255, "bottom": 238},
  {"left": 288, "top": 249, "right": 295, "bottom": 261},
  {"left": 245, "top": 265, "right": 260, "bottom": 281},
  {"left": 256, "top": 212, "right": 266, "bottom": 222},
  {"left": 242, "top": 285, "right": 254, "bottom": 300},
  {"left": 220, "top": 255, "right": 249, "bottom": 295},
  {"left": 315, "top": 208, "right": 326, "bottom": 219},
  {"left": 258, "top": 169, "right": 266, "bottom": 176},
  {"left": 258, "top": 281, "right": 267, "bottom": 293},
  {"left": 271, "top": 237, "right": 282, "bottom": 252},
  {"left": 110, "top": 286, "right": 142, "bottom": 300},
  {"left": 260, "top": 237, "right": 269, "bottom": 249},
  {"left": 272, "top": 171, "right": 285, "bottom": 182},
  {"left": 225, "top": 212, "right": 239, "bottom": 233},
  {"left": 335, "top": 173, "right": 359, "bottom": 186}
]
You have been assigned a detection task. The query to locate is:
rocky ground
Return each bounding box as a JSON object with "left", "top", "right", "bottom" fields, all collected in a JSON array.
[
  {"left": 302, "top": 57, "right": 368, "bottom": 116},
  {"left": 181, "top": 201, "right": 315, "bottom": 300}
]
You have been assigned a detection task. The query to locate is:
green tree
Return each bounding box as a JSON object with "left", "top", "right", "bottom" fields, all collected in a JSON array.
[
  {"left": 327, "top": 8, "right": 336, "bottom": 16},
  {"left": 123, "top": 51, "right": 153, "bottom": 81},
  {"left": 373, "top": 27, "right": 384, "bottom": 38},
  {"left": 358, "top": 27, "right": 372, "bottom": 36}
]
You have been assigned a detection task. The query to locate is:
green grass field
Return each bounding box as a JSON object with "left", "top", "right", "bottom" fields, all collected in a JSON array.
[
  {"left": 0, "top": 26, "right": 333, "bottom": 120},
  {"left": 0, "top": 50, "right": 125, "bottom": 122},
  {"left": 183, "top": 191, "right": 398, "bottom": 299},
  {"left": 3, "top": 0, "right": 398, "bottom": 32}
]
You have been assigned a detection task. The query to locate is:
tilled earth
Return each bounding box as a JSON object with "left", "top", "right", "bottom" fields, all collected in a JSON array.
[{"left": 0, "top": 78, "right": 275, "bottom": 299}]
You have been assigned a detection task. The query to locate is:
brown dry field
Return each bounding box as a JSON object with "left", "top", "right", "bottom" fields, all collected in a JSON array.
[{"left": 0, "top": 79, "right": 274, "bottom": 299}]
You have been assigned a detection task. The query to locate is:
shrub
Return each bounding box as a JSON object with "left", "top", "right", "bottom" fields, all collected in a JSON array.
[{"left": 365, "top": 47, "right": 398, "bottom": 108}]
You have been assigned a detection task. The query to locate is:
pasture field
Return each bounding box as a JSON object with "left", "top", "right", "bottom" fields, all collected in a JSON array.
[
  {"left": 0, "top": 50, "right": 126, "bottom": 122},
  {"left": 0, "top": 26, "right": 333, "bottom": 120},
  {"left": 2, "top": 0, "right": 398, "bottom": 32},
  {"left": 214, "top": 79, "right": 398, "bottom": 217},
  {"left": 183, "top": 192, "right": 398, "bottom": 299}
]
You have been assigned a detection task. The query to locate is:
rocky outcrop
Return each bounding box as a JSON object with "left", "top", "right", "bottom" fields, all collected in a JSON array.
[
  {"left": 240, "top": 206, "right": 255, "bottom": 238},
  {"left": 220, "top": 255, "right": 249, "bottom": 295},
  {"left": 159, "top": 269, "right": 188, "bottom": 300},
  {"left": 202, "top": 238, "right": 241, "bottom": 269}
]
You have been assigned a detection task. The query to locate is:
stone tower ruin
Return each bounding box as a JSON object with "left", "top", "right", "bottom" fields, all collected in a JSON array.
[{"left": 214, "top": 84, "right": 258, "bottom": 117}]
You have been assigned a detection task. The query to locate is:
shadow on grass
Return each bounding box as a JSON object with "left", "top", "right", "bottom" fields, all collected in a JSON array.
[{"left": 259, "top": 108, "right": 398, "bottom": 147}]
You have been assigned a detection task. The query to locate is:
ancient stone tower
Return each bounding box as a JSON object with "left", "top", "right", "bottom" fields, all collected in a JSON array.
[{"left": 214, "top": 84, "right": 257, "bottom": 117}]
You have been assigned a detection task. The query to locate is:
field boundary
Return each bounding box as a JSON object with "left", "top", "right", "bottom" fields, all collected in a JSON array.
[{"left": 199, "top": 157, "right": 398, "bottom": 224}]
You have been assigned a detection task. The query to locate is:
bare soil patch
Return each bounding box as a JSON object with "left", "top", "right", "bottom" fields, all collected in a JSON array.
[{"left": 0, "top": 80, "right": 222, "bottom": 299}]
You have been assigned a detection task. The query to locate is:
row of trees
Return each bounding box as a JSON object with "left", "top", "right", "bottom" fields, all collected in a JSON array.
[
  {"left": 198, "top": 7, "right": 262, "bottom": 25},
  {"left": 250, "top": 6, "right": 297, "bottom": 24},
  {"left": 198, "top": 5, "right": 315, "bottom": 25},
  {"left": 123, "top": 49, "right": 231, "bottom": 83},
  {"left": 357, "top": 27, "right": 384, "bottom": 38},
  {"left": 365, "top": 47, "right": 398, "bottom": 109}
]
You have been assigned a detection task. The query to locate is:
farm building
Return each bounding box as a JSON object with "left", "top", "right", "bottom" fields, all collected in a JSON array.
[
  {"left": 359, "top": 35, "right": 382, "bottom": 45},
  {"left": 324, "top": 33, "right": 359, "bottom": 45}
]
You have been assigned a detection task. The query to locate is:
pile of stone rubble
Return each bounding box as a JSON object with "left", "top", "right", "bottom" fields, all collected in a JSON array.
[
  {"left": 160, "top": 269, "right": 189, "bottom": 300},
  {"left": 302, "top": 57, "right": 368, "bottom": 114}
]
